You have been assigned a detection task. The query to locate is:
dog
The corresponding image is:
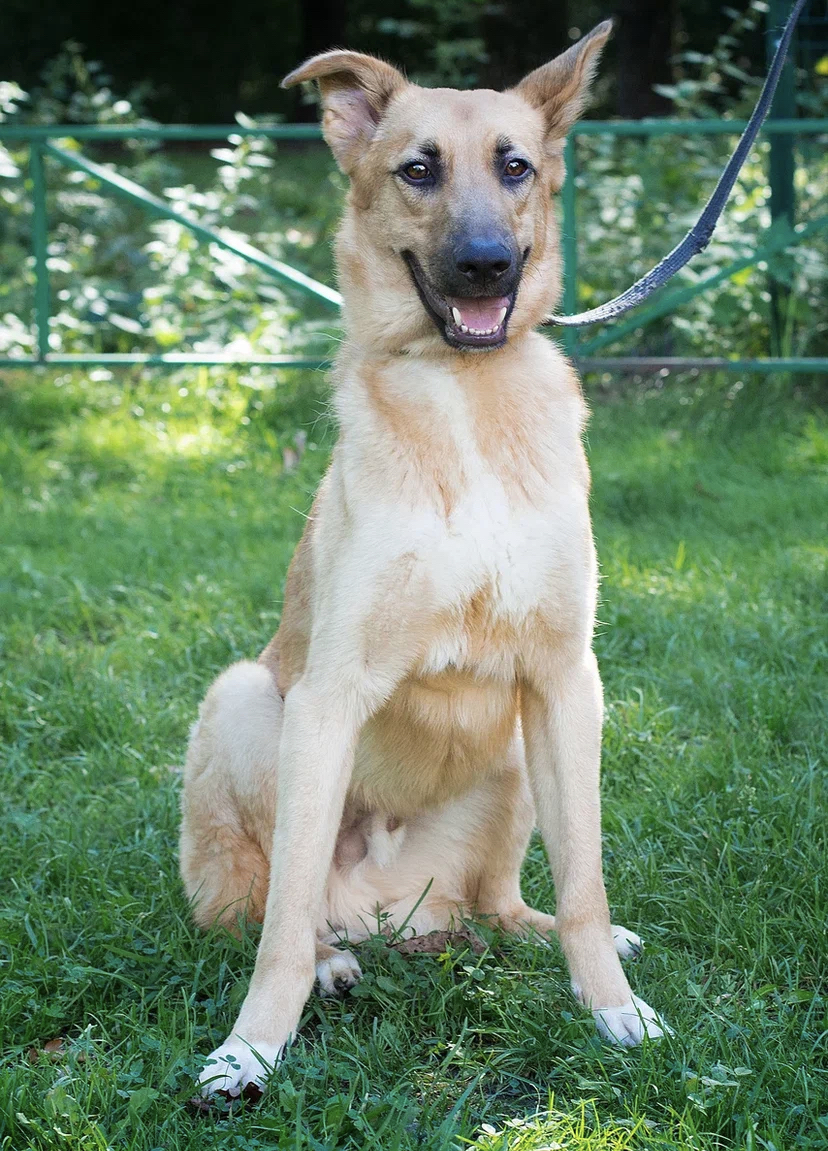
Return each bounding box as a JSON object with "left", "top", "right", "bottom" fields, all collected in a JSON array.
[{"left": 180, "top": 21, "right": 669, "bottom": 1098}]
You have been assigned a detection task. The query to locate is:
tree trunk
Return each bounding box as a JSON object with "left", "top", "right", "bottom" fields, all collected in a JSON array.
[
  {"left": 294, "top": 0, "right": 348, "bottom": 120},
  {"left": 482, "top": 0, "right": 570, "bottom": 90},
  {"left": 614, "top": 0, "right": 676, "bottom": 117}
]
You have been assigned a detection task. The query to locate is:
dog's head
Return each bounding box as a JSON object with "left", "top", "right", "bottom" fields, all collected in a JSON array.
[{"left": 282, "top": 25, "right": 611, "bottom": 355}]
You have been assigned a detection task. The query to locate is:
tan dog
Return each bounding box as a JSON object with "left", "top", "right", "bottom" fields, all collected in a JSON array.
[{"left": 181, "top": 22, "right": 669, "bottom": 1097}]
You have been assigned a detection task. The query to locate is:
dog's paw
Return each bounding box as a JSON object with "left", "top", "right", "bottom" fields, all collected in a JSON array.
[
  {"left": 592, "top": 994, "right": 671, "bottom": 1047},
  {"left": 611, "top": 924, "right": 643, "bottom": 959},
  {"left": 316, "top": 949, "right": 362, "bottom": 997},
  {"left": 197, "top": 1036, "right": 282, "bottom": 1098}
]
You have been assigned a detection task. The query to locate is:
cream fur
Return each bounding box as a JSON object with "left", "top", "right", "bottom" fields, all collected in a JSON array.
[{"left": 181, "top": 28, "right": 669, "bottom": 1099}]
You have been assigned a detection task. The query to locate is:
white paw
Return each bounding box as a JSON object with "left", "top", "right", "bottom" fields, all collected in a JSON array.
[
  {"left": 315, "top": 949, "right": 362, "bottom": 997},
  {"left": 197, "top": 1035, "right": 282, "bottom": 1098},
  {"left": 611, "top": 924, "right": 643, "bottom": 959},
  {"left": 592, "top": 994, "right": 671, "bottom": 1047}
]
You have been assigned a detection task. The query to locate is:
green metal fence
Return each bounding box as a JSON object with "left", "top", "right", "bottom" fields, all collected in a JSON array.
[
  {"left": 1, "top": 118, "right": 827, "bottom": 375},
  {"left": 561, "top": 118, "right": 828, "bottom": 374}
]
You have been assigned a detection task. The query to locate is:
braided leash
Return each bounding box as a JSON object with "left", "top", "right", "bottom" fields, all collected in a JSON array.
[{"left": 544, "top": 0, "right": 807, "bottom": 328}]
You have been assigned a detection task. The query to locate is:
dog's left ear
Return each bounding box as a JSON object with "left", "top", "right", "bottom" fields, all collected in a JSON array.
[
  {"left": 282, "top": 51, "right": 406, "bottom": 174},
  {"left": 513, "top": 21, "right": 612, "bottom": 141}
]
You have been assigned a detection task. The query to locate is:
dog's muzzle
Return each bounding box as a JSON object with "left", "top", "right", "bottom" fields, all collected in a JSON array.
[{"left": 402, "top": 251, "right": 524, "bottom": 350}]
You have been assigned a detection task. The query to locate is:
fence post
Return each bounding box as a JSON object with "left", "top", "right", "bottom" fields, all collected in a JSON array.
[
  {"left": 561, "top": 133, "right": 578, "bottom": 357},
  {"left": 30, "top": 142, "right": 50, "bottom": 362},
  {"left": 766, "top": 0, "right": 797, "bottom": 351}
]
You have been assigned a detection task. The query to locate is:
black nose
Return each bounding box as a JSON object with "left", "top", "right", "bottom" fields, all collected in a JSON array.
[{"left": 455, "top": 236, "right": 513, "bottom": 285}]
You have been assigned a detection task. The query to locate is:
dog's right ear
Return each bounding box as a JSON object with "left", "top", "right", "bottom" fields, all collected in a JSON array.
[
  {"left": 513, "top": 21, "right": 612, "bottom": 141},
  {"left": 281, "top": 51, "right": 406, "bottom": 174}
]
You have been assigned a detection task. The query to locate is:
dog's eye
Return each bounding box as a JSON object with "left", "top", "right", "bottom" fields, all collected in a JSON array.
[
  {"left": 504, "top": 158, "right": 531, "bottom": 179},
  {"left": 400, "top": 161, "right": 432, "bottom": 183}
]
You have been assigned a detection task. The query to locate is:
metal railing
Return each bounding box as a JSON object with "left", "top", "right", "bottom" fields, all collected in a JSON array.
[
  {"left": 562, "top": 117, "right": 828, "bottom": 373},
  {"left": 0, "top": 124, "right": 338, "bottom": 371},
  {"left": 1, "top": 118, "right": 827, "bottom": 374}
]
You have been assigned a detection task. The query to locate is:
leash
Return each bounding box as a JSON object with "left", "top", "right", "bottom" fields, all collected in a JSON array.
[{"left": 544, "top": 0, "right": 807, "bottom": 328}]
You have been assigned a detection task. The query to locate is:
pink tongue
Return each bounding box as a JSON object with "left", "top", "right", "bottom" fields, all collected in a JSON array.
[{"left": 448, "top": 296, "right": 509, "bottom": 330}]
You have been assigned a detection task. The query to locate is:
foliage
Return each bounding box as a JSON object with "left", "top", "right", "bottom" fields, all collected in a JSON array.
[
  {"left": 570, "top": 127, "right": 828, "bottom": 360},
  {"left": 374, "top": 0, "right": 491, "bottom": 88},
  {"left": 2, "top": 34, "right": 828, "bottom": 368},
  {"left": 0, "top": 365, "right": 826, "bottom": 1148},
  {"left": 562, "top": 0, "right": 828, "bottom": 362},
  {"left": 656, "top": 1, "right": 828, "bottom": 119},
  {"left": 18, "top": 41, "right": 152, "bottom": 128},
  {"left": 560, "top": 1, "right": 828, "bottom": 361},
  {"left": 656, "top": 1, "right": 772, "bottom": 119},
  {"left": 0, "top": 45, "right": 343, "bottom": 366}
]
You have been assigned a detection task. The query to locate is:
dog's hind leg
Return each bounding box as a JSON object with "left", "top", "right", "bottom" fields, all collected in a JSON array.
[
  {"left": 315, "top": 941, "right": 363, "bottom": 997},
  {"left": 181, "top": 659, "right": 363, "bottom": 987},
  {"left": 179, "top": 660, "right": 280, "bottom": 932},
  {"left": 471, "top": 742, "right": 641, "bottom": 959},
  {"left": 469, "top": 741, "right": 556, "bottom": 934}
]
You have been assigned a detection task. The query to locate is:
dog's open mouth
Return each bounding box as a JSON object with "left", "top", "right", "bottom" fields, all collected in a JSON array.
[{"left": 403, "top": 252, "right": 516, "bottom": 350}]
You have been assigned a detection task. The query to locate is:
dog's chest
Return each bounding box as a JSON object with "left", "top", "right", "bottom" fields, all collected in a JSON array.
[
  {"left": 346, "top": 356, "right": 591, "bottom": 676},
  {"left": 411, "top": 454, "right": 586, "bottom": 679},
  {"left": 409, "top": 372, "right": 577, "bottom": 593},
  {"left": 439, "top": 478, "right": 554, "bottom": 603}
]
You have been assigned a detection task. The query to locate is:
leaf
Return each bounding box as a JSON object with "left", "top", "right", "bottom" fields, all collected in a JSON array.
[
  {"left": 109, "top": 314, "right": 144, "bottom": 334},
  {"left": 128, "top": 1086, "right": 160, "bottom": 1117},
  {"left": 45, "top": 1083, "right": 80, "bottom": 1119},
  {"left": 784, "top": 989, "right": 814, "bottom": 1004},
  {"left": 210, "top": 148, "right": 237, "bottom": 164},
  {"left": 392, "top": 929, "right": 485, "bottom": 954},
  {"left": 27, "top": 1037, "right": 67, "bottom": 1062},
  {"left": 375, "top": 975, "right": 399, "bottom": 993}
]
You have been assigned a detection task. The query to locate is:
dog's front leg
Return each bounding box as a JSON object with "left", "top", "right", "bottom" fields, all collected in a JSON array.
[
  {"left": 197, "top": 675, "right": 366, "bottom": 1096},
  {"left": 521, "top": 649, "right": 668, "bottom": 1047}
]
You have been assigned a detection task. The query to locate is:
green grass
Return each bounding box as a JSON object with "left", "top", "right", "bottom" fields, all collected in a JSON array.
[{"left": 0, "top": 365, "right": 825, "bottom": 1150}]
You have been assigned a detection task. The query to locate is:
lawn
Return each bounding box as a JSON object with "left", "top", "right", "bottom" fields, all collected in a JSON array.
[{"left": 0, "top": 364, "right": 825, "bottom": 1150}]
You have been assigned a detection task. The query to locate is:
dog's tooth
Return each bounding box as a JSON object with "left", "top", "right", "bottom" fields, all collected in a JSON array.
[
  {"left": 460, "top": 324, "right": 468, "bottom": 333},
  {"left": 451, "top": 307, "right": 462, "bottom": 325},
  {"left": 497, "top": 307, "right": 507, "bottom": 325}
]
